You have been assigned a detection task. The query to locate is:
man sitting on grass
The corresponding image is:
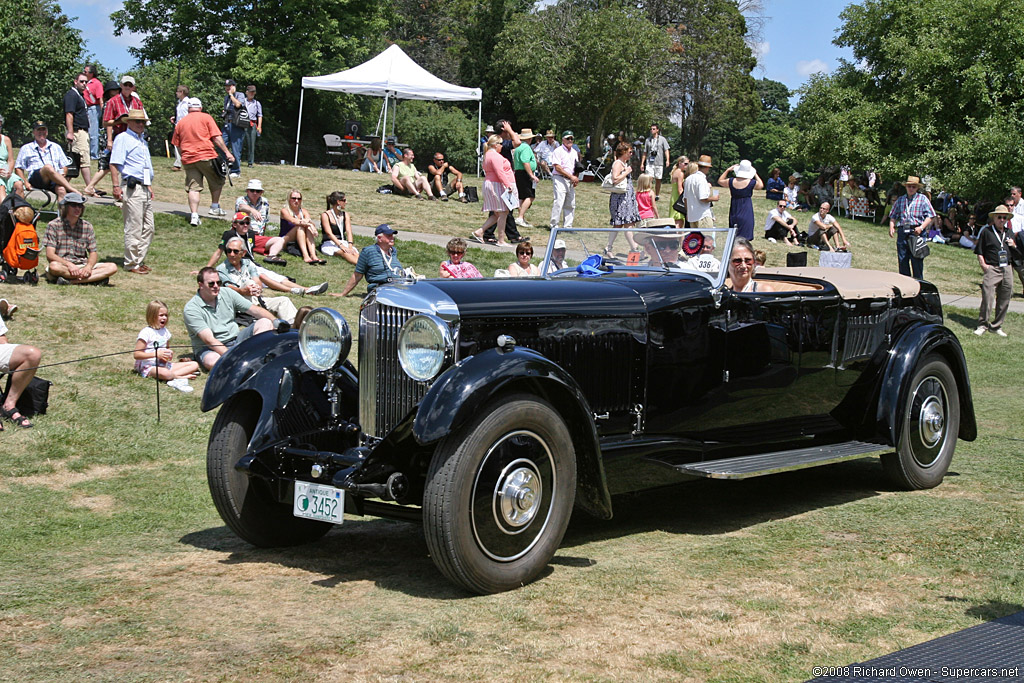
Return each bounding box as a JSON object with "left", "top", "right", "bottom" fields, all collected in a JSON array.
[
  {"left": 42, "top": 193, "right": 118, "bottom": 285},
  {"left": 15, "top": 121, "right": 78, "bottom": 201},
  {"left": 390, "top": 148, "right": 435, "bottom": 200},
  {"left": 183, "top": 267, "right": 276, "bottom": 370}
]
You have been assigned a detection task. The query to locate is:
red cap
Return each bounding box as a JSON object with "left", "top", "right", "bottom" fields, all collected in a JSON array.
[{"left": 233, "top": 212, "right": 250, "bottom": 222}]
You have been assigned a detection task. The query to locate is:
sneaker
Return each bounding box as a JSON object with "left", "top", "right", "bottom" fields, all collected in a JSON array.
[
  {"left": 54, "top": 276, "right": 70, "bottom": 286},
  {"left": 995, "top": 328, "right": 1008, "bottom": 337},
  {"left": 655, "top": 195, "right": 660, "bottom": 202},
  {"left": 190, "top": 213, "right": 201, "bottom": 226},
  {"left": 767, "top": 237, "right": 777, "bottom": 243},
  {"left": 974, "top": 326, "right": 986, "bottom": 336},
  {"left": 229, "top": 172, "right": 240, "bottom": 179},
  {"left": 208, "top": 206, "right": 227, "bottom": 217},
  {"left": 167, "top": 378, "right": 194, "bottom": 393},
  {"left": 305, "top": 281, "right": 328, "bottom": 295}
]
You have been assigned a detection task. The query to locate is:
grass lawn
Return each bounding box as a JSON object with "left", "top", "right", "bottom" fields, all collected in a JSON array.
[{"left": 0, "top": 162, "right": 1021, "bottom": 681}]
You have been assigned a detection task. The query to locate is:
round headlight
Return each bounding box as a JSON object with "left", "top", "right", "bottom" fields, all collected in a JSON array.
[
  {"left": 299, "top": 308, "right": 351, "bottom": 371},
  {"left": 398, "top": 314, "right": 452, "bottom": 381}
]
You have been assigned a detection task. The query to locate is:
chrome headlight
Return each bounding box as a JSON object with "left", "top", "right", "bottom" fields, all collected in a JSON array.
[
  {"left": 299, "top": 308, "right": 351, "bottom": 371},
  {"left": 398, "top": 314, "right": 453, "bottom": 381}
]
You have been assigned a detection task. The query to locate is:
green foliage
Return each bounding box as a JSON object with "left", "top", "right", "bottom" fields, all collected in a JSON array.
[
  {"left": 387, "top": 0, "right": 477, "bottom": 83},
  {"left": 393, "top": 100, "right": 478, "bottom": 171},
  {"left": 458, "top": 0, "right": 535, "bottom": 120},
  {"left": 495, "top": 1, "right": 671, "bottom": 152},
  {"left": 0, "top": 0, "right": 85, "bottom": 139},
  {"left": 794, "top": 0, "right": 1024, "bottom": 199},
  {"left": 112, "top": 0, "right": 389, "bottom": 163},
  {"left": 658, "top": 0, "right": 758, "bottom": 157}
]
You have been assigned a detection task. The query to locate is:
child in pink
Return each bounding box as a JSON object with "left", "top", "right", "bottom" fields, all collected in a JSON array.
[{"left": 636, "top": 173, "right": 659, "bottom": 222}]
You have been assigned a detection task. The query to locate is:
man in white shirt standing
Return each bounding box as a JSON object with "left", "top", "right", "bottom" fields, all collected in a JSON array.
[
  {"left": 1008, "top": 187, "right": 1024, "bottom": 294},
  {"left": 534, "top": 130, "right": 558, "bottom": 178},
  {"left": 683, "top": 155, "right": 718, "bottom": 230},
  {"left": 549, "top": 131, "right": 580, "bottom": 230},
  {"left": 641, "top": 124, "right": 670, "bottom": 201},
  {"left": 170, "top": 85, "right": 190, "bottom": 170}
]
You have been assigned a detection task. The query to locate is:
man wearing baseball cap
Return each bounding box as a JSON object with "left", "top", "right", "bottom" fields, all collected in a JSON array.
[
  {"left": 102, "top": 75, "right": 142, "bottom": 150},
  {"left": 14, "top": 122, "right": 76, "bottom": 200},
  {"left": 339, "top": 224, "right": 404, "bottom": 296},
  {"left": 549, "top": 130, "right": 580, "bottom": 230},
  {"left": 888, "top": 175, "right": 936, "bottom": 279},
  {"left": 172, "top": 96, "right": 235, "bottom": 226},
  {"left": 110, "top": 108, "right": 156, "bottom": 274}
]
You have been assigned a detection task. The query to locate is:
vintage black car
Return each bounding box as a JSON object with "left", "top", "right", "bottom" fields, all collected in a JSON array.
[{"left": 203, "top": 225, "right": 976, "bottom": 594}]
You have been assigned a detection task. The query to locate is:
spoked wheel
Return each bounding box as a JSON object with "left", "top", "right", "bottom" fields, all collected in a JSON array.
[
  {"left": 207, "top": 395, "right": 332, "bottom": 546},
  {"left": 882, "top": 354, "right": 960, "bottom": 490},
  {"left": 424, "top": 394, "right": 576, "bottom": 594}
]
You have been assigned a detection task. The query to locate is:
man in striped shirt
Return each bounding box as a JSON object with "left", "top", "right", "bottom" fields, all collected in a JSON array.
[{"left": 888, "top": 175, "right": 935, "bottom": 279}]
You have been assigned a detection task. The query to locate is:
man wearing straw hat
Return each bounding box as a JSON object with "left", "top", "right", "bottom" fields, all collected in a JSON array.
[
  {"left": 513, "top": 128, "right": 540, "bottom": 228},
  {"left": 888, "top": 175, "right": 935, "bottom": 279},
  {"left": 973, "top": 204, "right": 1017, "bottom": 337},
  {"left": 110, "top": 108, "right": 156, "bottom": 274}
]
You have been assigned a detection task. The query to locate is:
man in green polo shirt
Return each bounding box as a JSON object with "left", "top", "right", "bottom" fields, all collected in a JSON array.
[
  {"left": 513, "top": 128, "right": 540, "bottom": 228},
  {"left": 183, "top": 267, "right": 276, "bottom": 370}
]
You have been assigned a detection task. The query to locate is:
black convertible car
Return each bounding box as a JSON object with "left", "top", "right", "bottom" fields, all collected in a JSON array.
[{"left": 203, "top": 226, "right": 975, "bottom": 594}]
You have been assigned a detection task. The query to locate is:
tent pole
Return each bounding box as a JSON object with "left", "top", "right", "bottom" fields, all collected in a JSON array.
[
  {"left": 294, "top": 88, "right": 305, "bottom": 166},
  {"left": 476, "top": 99, "right": 482, "bottom": 177},
  {"left": 381, "top": 93, "right": 388, "bottom": 145}
]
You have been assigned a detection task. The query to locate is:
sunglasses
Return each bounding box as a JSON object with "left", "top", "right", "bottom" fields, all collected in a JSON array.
[
  {"left": 449, "top": 250, "right": 464, "bottom": 256},
  {"left": 290, "top": 196, "right": 302, "bottom": 200},
  {"left": 519, "top": 251, "right": 534, "bottom": 256},
  {"left": 249, "top": 189, "right": 264, "bottom": 194},
  {"left": 731, "top": 257, "right": 754, "bottom": 265},
  {"left": 205, "top": 281, "right": 221, "bottom": 287},
  {"left": 225, "top": 248, "right": 244, "bottom": 254},
  {"left": 338, "top": 197, "right": 346, "bottom": 202},
  {"left": 656, "top": 241, "right": 679, "bottom": 250}
]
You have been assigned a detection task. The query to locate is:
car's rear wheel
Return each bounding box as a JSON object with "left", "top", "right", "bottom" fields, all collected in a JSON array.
[
  {"left": 207, "top": 395, "right": 332, "bottom": 546},
  {"left": 882, "top": 354, "right": 960, "bottom": 490},
  {"left": 424, "top": 394, "right": 576, "bottom": 594}
]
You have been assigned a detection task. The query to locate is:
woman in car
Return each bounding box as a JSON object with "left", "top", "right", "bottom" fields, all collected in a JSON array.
[{"left": 728, "top": 237, "right": 774, "bottom": 293}]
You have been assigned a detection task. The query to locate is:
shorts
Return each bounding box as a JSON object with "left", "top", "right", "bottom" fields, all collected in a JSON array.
[
  {"left": 71, "top": 129, "right": 90, "bottom": 158},
  {"left": 320, "top": 241, "right": 349, "bottom": 256},
  {"left": 96, "top": 150, "right": 111, "bottom": 171},
  {"left": 196, "top": 321, "right": 260, "bottom": 366},
  {"left": 515, "top": 170, "right": 535, "bottom": 200},
  {"left": 442, "top": 180, "right": 459, "bottom": 195},
  {"left": 0, "top": 343, "right": 19, "bottom": 372},
  {"left": 253, "top": 234, "right": 271, "bottom": 254},
  {"left": 808, "top": 226, "right": 838, "bottom": 246},
  {"left": 184, "top": 160, "right": 225, "bottom": 193},
  {"left": 695, "top": 215, "right": 714, "bottom": 230},
  {"left": 136, "top": 359, "right": 171, "bottom": 378},
  {"left": 645, "top": 163, "right": 664, "bottom": 180},
  {"left": 27, "top": 170, "right": 56, "bottom": 192}
]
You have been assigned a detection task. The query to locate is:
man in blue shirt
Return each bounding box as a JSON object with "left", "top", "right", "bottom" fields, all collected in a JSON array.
[
  {"left": 110, "top": 108, "right": 156, "bottom": 274},
  {"left": 888, "top": 175, "right": 936, "bottom": 279},
  {"left": 339, "top": 224, "right": 404, "bottom": 296}
]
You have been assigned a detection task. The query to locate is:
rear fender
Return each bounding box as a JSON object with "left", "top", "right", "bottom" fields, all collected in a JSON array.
[
  {"left": 875, "top": 323, "right": 977, "bottom": 444},
  {"left": 413, "top": 347, "right": 613, "bottom": 519}
]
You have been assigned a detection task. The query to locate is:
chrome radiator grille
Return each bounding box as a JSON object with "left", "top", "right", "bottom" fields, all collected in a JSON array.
[{"left": 359, "top": 301, "right": 432, "bottom": 438}]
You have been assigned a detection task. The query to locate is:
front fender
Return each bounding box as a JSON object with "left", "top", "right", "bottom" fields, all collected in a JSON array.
[
  {"left": 201, "top": 330, "right": 301, "bottom": 412},
  {"left": 875, "top": 323, "right": 977, "bottom": 444},
  {"left": 414, "top": 347, "right": 613, "bottom": 519}
]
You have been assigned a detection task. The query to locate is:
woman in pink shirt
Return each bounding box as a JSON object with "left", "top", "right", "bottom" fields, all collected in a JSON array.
[
  {"left": 471, "top": 135, "right": 518, "bottom": 247},
  {"left": 439, "top": 237, "right": 482, "bottom": 278}
]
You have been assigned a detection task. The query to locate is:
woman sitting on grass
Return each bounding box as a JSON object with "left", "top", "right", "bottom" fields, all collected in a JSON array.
[
  {"left": 319, "top": 191, "right": 360, "bottom": 265},
  {"left": 280, "top": 190, "right": 324, "bottom": 265},
  {"left": 134, "top": 300, "right": 200, "bottom": 393}
]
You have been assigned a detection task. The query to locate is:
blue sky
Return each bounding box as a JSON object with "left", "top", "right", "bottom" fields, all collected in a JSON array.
[{"left": 60, "top": 0, "right": 853, "bottom": 98}]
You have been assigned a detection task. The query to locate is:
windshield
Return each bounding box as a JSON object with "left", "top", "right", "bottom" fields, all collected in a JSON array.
[{"left": 540, "top": 222, "right": 736, "bottom": 288}]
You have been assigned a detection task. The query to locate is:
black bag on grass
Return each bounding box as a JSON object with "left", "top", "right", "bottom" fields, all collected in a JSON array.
[
  {"left": 786, "top": 251, "right": 807, "bottom": 267},
  {"left": 464, "top": 186, "right": 479, "bottom": 203},
  {"left": 2, "top": 375, "right": 51, "bottom": 416}
]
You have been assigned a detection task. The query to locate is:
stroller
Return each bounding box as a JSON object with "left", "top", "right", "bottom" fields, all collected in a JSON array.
[{"left": 0, "top": 193, "right": 44, "bottom": 285}]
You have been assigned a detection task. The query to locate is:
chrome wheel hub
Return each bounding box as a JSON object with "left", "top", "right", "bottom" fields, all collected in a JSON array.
[
  {"left": 497, "top": 466, "right": 541, "bottom": 528},
  {"left": 918, "top": 396, "right": 945, "bottom": 448}
]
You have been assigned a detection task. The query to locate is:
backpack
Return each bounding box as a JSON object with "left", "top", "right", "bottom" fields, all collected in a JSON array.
[
  {"left": 231, "top": 104, "right": 250, "bottom": 127},
  {"left": 3, "top": 221, "right": 40, "bottom": 270}
]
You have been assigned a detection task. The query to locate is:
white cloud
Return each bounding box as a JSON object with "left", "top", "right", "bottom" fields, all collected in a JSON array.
[
  {"left": 796, "top": 59, "right": 829, "bottom": 77},
  {"left": 752, "top": 41, "right": 770, "bottom": 65}
]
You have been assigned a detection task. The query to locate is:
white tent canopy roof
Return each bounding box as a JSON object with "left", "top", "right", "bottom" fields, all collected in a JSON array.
[{"left": 301, "top": 44, "right": 481, "bottom": 101}]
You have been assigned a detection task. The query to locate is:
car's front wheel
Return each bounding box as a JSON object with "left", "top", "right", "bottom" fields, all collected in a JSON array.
[
  {"left": 207, "top": 395, "right": 333, "bottom": 546},
  {"left": 882, "top": 354, "right": 960, "bottom": 490},
  {"left": 424, "top": 394, "right": 576, "bottom": 594}
]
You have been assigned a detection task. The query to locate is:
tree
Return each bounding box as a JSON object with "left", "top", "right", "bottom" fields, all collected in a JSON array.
[
  {"left": 387, "top": 0, "right": 476, "bottom": 83},
  {"left": 495, "top": 1, "right": 671, "bottom": 154},
  {"left": 112, "top": 0, "right": 389, "bottom": 163},
  {"left": 794, "top": 0, "right": 1024, "bottom": 198},
  {"left": 459, "top": 0, "right": 535, "bottom": 122},
  {"left": 0, "top": 0, "right": 85, "bottom": 138},
  {"left": 639, "top": 0, "right": 758, "bottom": 157}
]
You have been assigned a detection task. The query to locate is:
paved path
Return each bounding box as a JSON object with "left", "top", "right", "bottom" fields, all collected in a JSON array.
[{"left": 84, "top": 194, "right": 1024, "bottom": 314}]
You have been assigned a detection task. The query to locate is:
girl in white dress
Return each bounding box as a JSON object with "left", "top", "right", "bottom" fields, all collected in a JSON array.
[{"left": 133, "top": 301, "right": 200, "bottom": 392}]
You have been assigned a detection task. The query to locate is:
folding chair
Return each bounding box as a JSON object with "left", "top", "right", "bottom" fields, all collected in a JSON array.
[{"left": 323, "top": 134, "right": 348, "bottom": 168}]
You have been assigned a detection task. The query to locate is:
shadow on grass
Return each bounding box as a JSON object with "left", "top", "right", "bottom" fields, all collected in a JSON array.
[
  {"left": 180, "top": 457, "right": 897, "bottom": 597},
  {"left": 563, "top": 456, "right": 888, "bottom": 546},
  {"left": 947, "top": 310, "right": 980, "bottom": 331},
  {"left": 943, "top": 596, "right": 1024, "bottom": 621}
]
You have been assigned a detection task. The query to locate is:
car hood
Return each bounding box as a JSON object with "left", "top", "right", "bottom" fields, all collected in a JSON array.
[{"left": 423, "top": 277, "right": 650, "bottom": 318}]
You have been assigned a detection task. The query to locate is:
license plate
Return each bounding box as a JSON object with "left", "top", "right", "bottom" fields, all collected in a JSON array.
[{"left": 293, "top": 481, "right": 345, "bottom": 525}]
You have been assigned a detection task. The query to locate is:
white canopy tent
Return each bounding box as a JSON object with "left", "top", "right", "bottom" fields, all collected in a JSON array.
[{"left": 294, "top": 44, "right": 482, "bottom": 168}]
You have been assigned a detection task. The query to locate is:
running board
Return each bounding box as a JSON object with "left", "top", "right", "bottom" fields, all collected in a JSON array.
[{"left": 674, "top": 441, "right": 888, "bottom": 479}]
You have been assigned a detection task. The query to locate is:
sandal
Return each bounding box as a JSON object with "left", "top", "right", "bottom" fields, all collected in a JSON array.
[
  {"left": 263, "top": 256, "right": 287, "bottom": 266},
  {"left": 469, "top": 234, "right": 484, "bottom": 244},
  {"left": 1, "top": 406, "right": 32, "bottom": 429}
]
